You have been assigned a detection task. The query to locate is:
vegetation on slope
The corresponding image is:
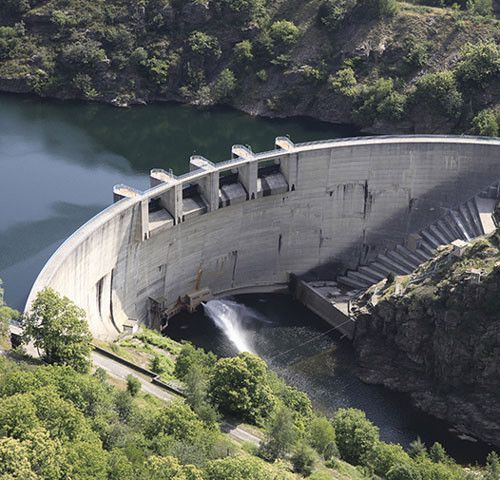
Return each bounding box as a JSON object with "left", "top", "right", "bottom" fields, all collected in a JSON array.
[
  {"left": 1, "top": 283, "right": 499, "bottom": 478},
  {"left": 0, "top": 0, "right": 498, "bottom": 134}
]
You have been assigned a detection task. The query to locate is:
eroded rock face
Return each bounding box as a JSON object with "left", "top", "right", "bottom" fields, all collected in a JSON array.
[{"left": 352, "top": 239, "right": 500, "bottom": 447}]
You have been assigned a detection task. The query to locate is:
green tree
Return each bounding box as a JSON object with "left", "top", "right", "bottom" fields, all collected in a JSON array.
[
  {"left": 184, "top": 363, "right": 219, "bottom": 424},
  {"left": 23, "top": 288, "right": 92, "bottom": 373},
  {"left": 233, "top": 40, "right": 254, "bottom": 64},
  {"left": 126, "top": 375, "right": 141, "bottom": 397},
  {"left": 175, "top": 343, "right": 216, "bottom": 380},
  {"left": 454, "top": 42, "right": 500, "bottom": 87},
  {"left": 329, "top": 67, "right": 357, "bottom": 97},
  {"left": 0, "top": 437, "right": 38, "bottom": 480},
  {"left": 332, "top": 408, "right": 379, "bottom": 466},
  {"left": 387, "top": 462, "right": 422, "bottom": 480},
  {"left": 370, "top": 441, "right": 411, "bottom": 477},
  {"left": 466, "top": 0, "right": 493, "bottom": 17},
  {"left": 429, "top": 442, "right": 449, "bottom": 464},
  {"left": 208, "top": 352, "right": 275, "bottom": 424},
  {"left": 205, "top": 456, "right": 270, "bottom": 480},
  {"left": 188, "top": 31, "right": 221, "bottom": 59},
  {"left": 408, "top": 437, "right": 427, "bottom": 459},
  {"left": 269, "top": 20, "right": 300, "bottom": 50},
  {"left": 414, "top": 70, "right": 463, "bottom": 118},
  {"left": 213, "top": 68, "right": 237, "bottom": 101},
  {"left": 471, "top": 109, "right": 499, "bottom": 136},
  {"left": 307, "top": 415, "right": 337, "bottom": 459},
  {"left": 291, "top": 442, "right": 317, "bottom": 476},
  {"left": 261, "top": 406, "right": 297, "bottom": 460},
  {"left": 356, "top": 78, "right": 406, "bottom": 123},
  {"left": 485, "top": 452, "right": 500, "bottom": 480}
]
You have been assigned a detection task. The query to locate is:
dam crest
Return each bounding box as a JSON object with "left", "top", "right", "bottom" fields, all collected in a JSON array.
[{"left": 25, "top": 135, "right": 500, "bottom": 339}]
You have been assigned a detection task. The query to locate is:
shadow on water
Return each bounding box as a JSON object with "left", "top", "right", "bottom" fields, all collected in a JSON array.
[{"left": 166, "top": 293, "right": 496, "bottom": 465}]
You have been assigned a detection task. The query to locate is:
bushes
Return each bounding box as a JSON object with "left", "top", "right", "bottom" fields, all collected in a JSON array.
[
  {"left": 329, "top": 67, "right": 357, "bottom": 96},
  {"left": 332, "top": 408, "right": 379, "bottom": 465},
  {"left": 269, "top": 20, "right": 300, "bottom": 51},
  {"left": 355, "top": 77, "right": 407, "bottom": 123},
  {"left": 454, "top": 42, "right": 500, "bottom": 88},
  {"left": 188, "top": 31, "right": 221, "bottom": 59},
  {"left": 414, "top": 71, "right": 463, "bottom": 118},
  {"left": 208, "top": 352, "right": 276, "bottom": 424},
  {"left": 212, "top": 68, "right": 237, "bottom": 100},
  {"left": 471, "top": 109, "right": 499, "bottom": 137},
  {"left": 319, "top": 0, "right": 355, "bottom": 30}
]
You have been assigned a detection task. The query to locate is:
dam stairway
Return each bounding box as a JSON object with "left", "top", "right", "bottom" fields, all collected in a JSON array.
[{"left": 337, "top": 183, "right": 500, "bottom": 291}]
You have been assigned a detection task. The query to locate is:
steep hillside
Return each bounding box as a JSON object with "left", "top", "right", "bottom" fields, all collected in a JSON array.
[
  {"left": 352, "top": 226, "right": 500, "bottom": 447},
  {"left": 0, "top": 0, "right": 498, "bottom": 134}
]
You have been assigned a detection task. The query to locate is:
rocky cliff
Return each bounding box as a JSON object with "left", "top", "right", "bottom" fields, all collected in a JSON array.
[{"left": 352, "top": 230, "right": 500, "bottom": 447}]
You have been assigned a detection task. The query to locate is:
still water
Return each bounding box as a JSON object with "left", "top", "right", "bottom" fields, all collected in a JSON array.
[{"left": 0, "top": 93, "right": 493, "bottom": 464}]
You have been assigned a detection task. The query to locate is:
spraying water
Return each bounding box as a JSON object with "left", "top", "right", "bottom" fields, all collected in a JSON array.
[{"left": 203, "top": 299, "right": 262, "bottom": 353}]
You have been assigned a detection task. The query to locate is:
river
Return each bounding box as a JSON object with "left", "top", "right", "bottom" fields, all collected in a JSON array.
[{"left": 0, "top": 93, "right": 493, "bottom": 464}]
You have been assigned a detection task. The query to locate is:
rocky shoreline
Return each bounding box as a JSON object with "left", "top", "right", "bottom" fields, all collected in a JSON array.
[{"left": 351, "top": 238, "right": 500, "bottom": 448}]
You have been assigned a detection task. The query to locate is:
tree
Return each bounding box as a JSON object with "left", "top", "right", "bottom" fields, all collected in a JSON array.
[
  {"left": 208, "top": 352, "right": 275, "bottom": 424},
  {"left": 466, "top": 0, "right": 493, "bottom": 16},
  {"left": 261, "top": 406, "right": 297, "bottom": 460},
  {"left": 471, "top": 109, "right": 499, "bottom": 137},
  {"left": 370, "top": 441, "right": 411, "bottom": 477},
  {"left": 205, "top": 456, "right": 270, "bottom": 480},
  {"left": 454, "top": 42, "right": 500, "bottom": 87},
  {"left": 126, "top": 375, "right": 141, "bottom": 397},
  {"left": 233, "top": 40, "right": 254, "bottom": 64},
  {"left": 188, "top": 31, "right": 221, "bottom": 59},
  {"left": 332, "top": 408, "right": 379, "bottom": 466},
  {"left": 307, "top": 415, "right": 337, "bottom": 459},
  {"left": 485, "top": 452, "right": 500, "bottom": 480},
  {"left": 184, "top": 363, "right": 219, "bottom": 424},
  {"left": 175, "top": 343, "right": 216, "bottom": 380},
  {"left": 213, "top": 68, "right": 237, "bottom": 101},
  {"left": 429, "top": 442, "right": 449, "bottom": 464},
  {"left": 414, "top": 71, "right": 463, "bottom": 118},
  {"left": 387, "top": 462, "right": 422, "bottom": 480},
  {"left": 269, "top": 20, "right": 300, "bottom": 50},
  {"left": 23, "top": 288, "right": 92, "bottom": 373},
  {"left": 291, "top": 442, "right": 317, "bottom": 476},
  {"left": 408, "top": 437, "right": 427, "bottom": 459}
]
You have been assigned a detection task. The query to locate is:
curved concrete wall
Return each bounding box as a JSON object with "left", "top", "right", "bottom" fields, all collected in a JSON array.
[{"left": 25, "top": 136, "right": 500, "bottom": 339}]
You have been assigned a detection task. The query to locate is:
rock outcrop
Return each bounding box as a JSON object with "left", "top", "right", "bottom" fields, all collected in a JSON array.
[{"left": 352, "top": 233, "right": 500, "bottom": 447}]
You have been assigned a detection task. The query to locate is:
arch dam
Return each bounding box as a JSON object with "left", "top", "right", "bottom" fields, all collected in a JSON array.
[{"left": 24, "top": 135, "right": 500, "bottom": 340}]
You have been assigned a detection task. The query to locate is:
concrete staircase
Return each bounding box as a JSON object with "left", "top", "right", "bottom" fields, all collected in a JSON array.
[{"left": 337, "top": 183, "right": 500, "bottom": 290}]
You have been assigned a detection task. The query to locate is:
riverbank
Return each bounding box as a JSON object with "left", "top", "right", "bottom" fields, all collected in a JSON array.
[{"left": 0, "top": 0, "right": 498, "bottom": 135}]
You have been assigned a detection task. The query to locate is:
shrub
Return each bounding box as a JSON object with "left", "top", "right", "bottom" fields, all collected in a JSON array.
[
  {"left": 387, "top": 462, "right": 423, "bottom": 480},
  {"left": 332, "top": 408, "right": 379, "bottom": 465},
  {"left": 256, "top": 69, "right": 268, "bottom": 81},
  {"left": 307, "top": 415, "right": 337, "bottom": 459},
  {"left": 414, "top": 70, "right": 463, "bottom": 118},
  {"left": 269, "top": 20, "right": 300, "bottom": 50},
  {"left": 370, "top": 441, "right": 412, "bottom": 477},
  {"left": 355, "top": 78, "right": 407, "bottom": 123},
  {"left": 175, "top": 343, "right": 216, "bottom": 380},
  {"left": 59, "top": 38, "right": 107, "bottom": 71},
  {"left": 359, "top": 0, "right": 399, "bottom": 18},
  {"left": 126, "top": 375, "right": 141, "bottom": 397},
  {"left": 291, "top": 442, "right": 317, "bottom": 475},
  {"left": 319, "top": 0, "right": 354, "bottom": 30},
  {"left": 466, "top": 0, "right": 493, "bottom": 16},
  {"left": 471, "top": 109, "right": 498, "bottom": 137},
  {"left": 454, "top": 42, "right": 500, "bottom": 87},
  {"left": 233, "top": 40, "right": 254, "bottom": 64},
  {"left": 213, "top": 68, "right": 237, "bottom": 100},
  {"left": 261, "top": 406, "right": 297, "bottom": 460},
  {"left": 329, "top": 67, "right": 358, "bottom": 96},
  {"left": 188, "top": 31, "right": 221, "bottom": 59},
  {"left": 208, "top": 352, "right": 276, "bottom": 424}
]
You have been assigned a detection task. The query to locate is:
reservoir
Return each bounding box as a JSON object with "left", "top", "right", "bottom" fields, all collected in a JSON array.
[{"left": 0, "top": 93, "right": 493, "bottom": 464}]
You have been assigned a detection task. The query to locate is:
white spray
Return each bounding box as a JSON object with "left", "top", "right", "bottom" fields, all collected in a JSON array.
[{"left": 203, "top": 299, "right": 263, "bottom": 354}]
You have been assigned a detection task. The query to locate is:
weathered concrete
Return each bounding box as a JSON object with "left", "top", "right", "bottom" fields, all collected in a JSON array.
[{"left": 24, "top": 136, "right": 500, "bottom": 339}]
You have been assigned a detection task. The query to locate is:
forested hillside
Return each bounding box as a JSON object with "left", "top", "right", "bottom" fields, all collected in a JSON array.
[{"left": 0, "top": 0, "right": 498, "bottom": 134}]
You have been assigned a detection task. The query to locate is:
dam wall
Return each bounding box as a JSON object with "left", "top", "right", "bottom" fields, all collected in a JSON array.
[{"left": 25, "top": 136, "right": 500, "bottom": 339}]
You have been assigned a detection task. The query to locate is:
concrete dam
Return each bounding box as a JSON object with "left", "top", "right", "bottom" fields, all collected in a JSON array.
[{"left": 25, "top": 135, "right": 500, "bottom": 340}]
